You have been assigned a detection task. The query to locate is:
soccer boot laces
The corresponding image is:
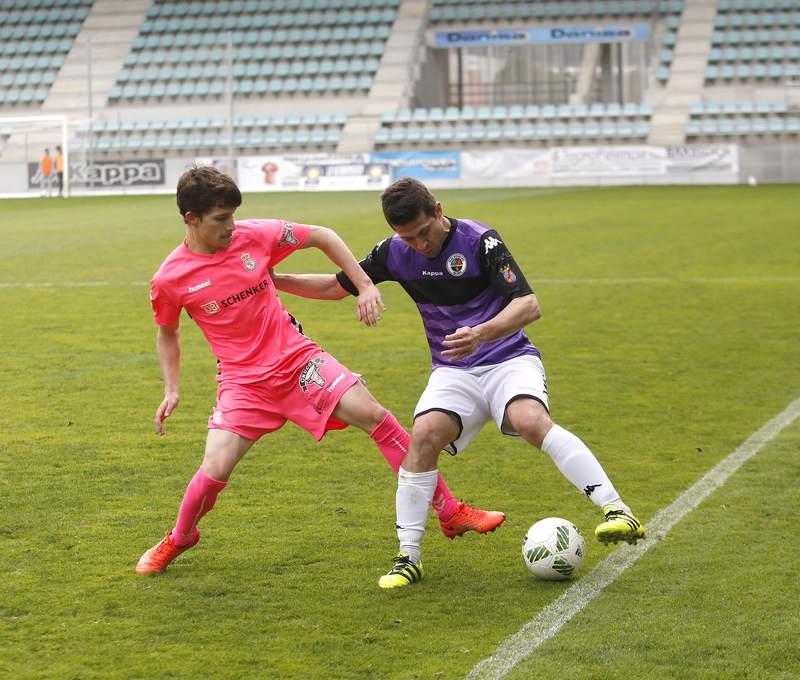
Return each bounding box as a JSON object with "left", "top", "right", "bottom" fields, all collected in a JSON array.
[
  {"left": 595, "top": 504, "right": 646, "bottom": 545},
  {"left": 378, "top": 553, "right": 424, "bottom": 590},
  {"left": 135, "top": 529, "right": 200, "bottom": 574},
  {"left": 439, "top": 501, "right": 506, "bottom": 539}
]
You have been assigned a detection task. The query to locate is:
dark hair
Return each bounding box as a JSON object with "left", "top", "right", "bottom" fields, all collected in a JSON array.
[
  {"left": 380, "top": 177, "right": 437, "bottom": 228},
  {"left": 176, "top": 165, "right": 242, "bottom": 218}
]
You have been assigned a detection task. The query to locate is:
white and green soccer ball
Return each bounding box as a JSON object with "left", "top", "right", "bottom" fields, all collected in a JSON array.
[{"left": 522, "top": 517, "right": 585, "bottom": 580}]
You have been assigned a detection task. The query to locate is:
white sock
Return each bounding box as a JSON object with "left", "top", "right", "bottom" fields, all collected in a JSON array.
[
  {"left": 540, "top": 424, "right": 626, "bottom": 509},
  {"left": 396, "top": 467, "right": 438, "bottom": 564}
]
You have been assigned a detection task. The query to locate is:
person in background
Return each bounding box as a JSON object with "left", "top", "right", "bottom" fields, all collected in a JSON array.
[
  {"left": 39, "top": 148, "right": 53, "bottom": 197},
  {"left": 55, "top": 146, "right": 64, "bottom": 197}
]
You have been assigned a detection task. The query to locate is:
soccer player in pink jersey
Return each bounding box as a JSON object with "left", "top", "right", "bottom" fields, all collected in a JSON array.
[{"left": 135, "top": 166, "right": 504, "bottom": 574}]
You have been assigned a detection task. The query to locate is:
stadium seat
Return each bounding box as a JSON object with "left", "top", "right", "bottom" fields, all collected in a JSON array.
[{"left": 108, "top": 0, "right": 395, "bottom": 105}]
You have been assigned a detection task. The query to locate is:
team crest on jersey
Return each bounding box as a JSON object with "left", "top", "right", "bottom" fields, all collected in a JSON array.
[
  {"left": 240, "top": 252, "right": 257, "bottom": 271},
  {"left": 278, "top": 223, "right": 299, "bottom": 247},
  {"left": 201, "top": 300, "right": 221, "bottom": 314},
  {"left": 446, "top": 253, "right": 467, "bottom": 277},
  {"left": 500, "top": 265, "right": 517, "bottom": 284},
  {"left": 299, "top": 357, "right": 326, "bottom": 392}
]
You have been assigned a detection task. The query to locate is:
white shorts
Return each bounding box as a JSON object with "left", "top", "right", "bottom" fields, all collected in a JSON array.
[{"left": 413, "top": 354, "right": 549, "bottom": 455}]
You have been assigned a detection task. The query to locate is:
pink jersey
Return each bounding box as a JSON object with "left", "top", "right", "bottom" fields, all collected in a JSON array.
[{"left": 150, "top": 219, "right": 316, "bottom": 383}]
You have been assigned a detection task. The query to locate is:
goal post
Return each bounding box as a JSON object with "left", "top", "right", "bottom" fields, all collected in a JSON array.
[{"left": 0, "top": 114, "right": 69, "bottom": 197}]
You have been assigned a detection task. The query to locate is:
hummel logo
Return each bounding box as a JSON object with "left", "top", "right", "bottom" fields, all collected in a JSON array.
[
  {"left": 188, "top": 279, "right": 211, "bottom": 293},
  {"left": 584, "top": 483, "right": 603, "bottom": 498}
]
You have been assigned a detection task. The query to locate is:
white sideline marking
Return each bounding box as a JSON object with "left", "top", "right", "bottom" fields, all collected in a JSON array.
[
  {"left": 537, "top": 276, "right": 800, "bottom": 285},
  {"left": 467, "top": 396, "right": 800, "bottom": 680},
  {"left": 1, "top": 276, "right": 798, "bottom": 290}
]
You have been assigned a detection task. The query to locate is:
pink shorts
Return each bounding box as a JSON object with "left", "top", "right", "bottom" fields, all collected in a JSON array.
[{"left": 208, "top": 351, "right": 360, "bottom": 441}]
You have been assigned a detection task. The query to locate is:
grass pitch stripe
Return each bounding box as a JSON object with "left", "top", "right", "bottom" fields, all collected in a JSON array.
[
  {"left": 467, "top": 396, "right": 800, "bottom": 680},
  {"left": 1, "top": 276, "right": 798, "bottom": 289},
  {"left": 0, "top": 281, "right": 150, "bottom": 288}
]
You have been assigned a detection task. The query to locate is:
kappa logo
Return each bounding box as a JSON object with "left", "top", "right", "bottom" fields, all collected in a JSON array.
[
  {"left": 484, "top": 236, "right": 502, "bottom": 254},
  {"left": 299, "top": 357, "right": 326, "bottom": 392},
  {"left": 278, "top": 223, "right": 299, "bottom": 247},
  {"left": 583, "top": 483, "right": 602, "bottom": 498},
  {"left": 446, "top": 253, "right": 467, "bottom": 277},
  {"left": 188, "top": 279, "right": 211, "bottom": 293},
  {"left": 500, "top": 264, "right": 517, "bottom": 284},
  {"left": 240, "top": 252, "right": 257, "bottom": 271},
  {"left": 200, "top": 300, "right": 221, "bottom": 315}
]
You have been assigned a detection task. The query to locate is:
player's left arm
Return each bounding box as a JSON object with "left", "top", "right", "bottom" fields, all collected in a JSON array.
[
  {"left": 300, "top": 226, "right": 385, "bottom": 327},
  {"left": 442, "top": 295, "right": 540, "bottom": 360},
  {"left": 442, "top": 231, "right": 540, "bottom": 361}
]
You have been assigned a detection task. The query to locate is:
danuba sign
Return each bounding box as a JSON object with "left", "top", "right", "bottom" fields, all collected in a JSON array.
[{"left": 435, "top": 25, "right": 651, "bottom": 47}]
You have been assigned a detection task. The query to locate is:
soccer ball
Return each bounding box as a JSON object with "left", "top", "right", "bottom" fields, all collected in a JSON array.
[{"left": 522, "top": 517, "right": 585, "bottom": 580}]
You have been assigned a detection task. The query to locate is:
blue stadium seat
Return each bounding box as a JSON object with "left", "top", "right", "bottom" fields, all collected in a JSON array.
[
  {"left": 437, "top": 125, "right": 455, "bottom": 143},
  {"left": 374, "top": 127, "right": 390, "bottom": 144}
]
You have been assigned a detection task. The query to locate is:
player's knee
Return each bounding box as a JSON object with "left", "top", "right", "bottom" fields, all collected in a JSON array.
[
  {"left": 367, "top": 403, "right": 389, "bottom": 431},
  {"left": 201, "top": 456, "right": 235, "bottom": 481},
  {"left": 358, "top": 390, "right": 388, "bottom": 431},
  {"left": 403, "top": 438, "right": 439, "bottom": 472},
  {"left": 513, "top": 408, "right": 552, "bottom": 448},
  {"left": 410, "top": 420, "right": 449, "bottom": 458},
  {"left": 202, "top": 443, "right": 244, "bottom": 480}
]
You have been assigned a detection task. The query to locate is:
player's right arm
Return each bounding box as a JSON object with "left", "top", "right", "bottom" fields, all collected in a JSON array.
[
  {"left": 154, "top": 321, "right": 180, "bottom": 436},
  {"left": 150, "top": 273, "right": 183, "bottom": 435},
  {"left": 270, "top": 271, "right": 350, "bottom": 300},
  {"left": 272, "top": 236, "right": 393, "bottom": 308}
]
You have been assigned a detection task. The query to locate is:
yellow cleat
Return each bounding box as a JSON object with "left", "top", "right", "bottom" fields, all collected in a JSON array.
[
  {"left": 595, "top": 505, "right": 646, "bottom": 545},
  {"left": 378, "top": 553, "right": 423, "bottom": 590}
]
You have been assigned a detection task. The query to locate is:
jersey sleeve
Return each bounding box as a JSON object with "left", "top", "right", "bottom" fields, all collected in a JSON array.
[
  {"left": 239, "top": 219, "right": 311, "bottom": 267},
  {"left": 335, "top": 237, "right": 394, "bottom": 296},
  {"left": 479, "top": 229, "right": 533, "bottom": 299},
  {"left": 150, "top": 275, "right": 182, "bottom": 326}
]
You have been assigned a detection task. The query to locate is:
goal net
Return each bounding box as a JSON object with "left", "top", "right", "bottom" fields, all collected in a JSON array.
[{"left": 0, "top": 114, "right": 69, "bottom": 197}]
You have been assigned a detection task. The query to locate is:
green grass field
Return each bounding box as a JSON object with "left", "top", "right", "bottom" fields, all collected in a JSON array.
[{"left": 1, "top": 185, "right": 798, "bottom": 679}]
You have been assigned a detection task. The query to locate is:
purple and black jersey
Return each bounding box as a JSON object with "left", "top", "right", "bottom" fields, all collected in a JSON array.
[{"left": 336, "top": 217, "right": 541, "bottom": 369}]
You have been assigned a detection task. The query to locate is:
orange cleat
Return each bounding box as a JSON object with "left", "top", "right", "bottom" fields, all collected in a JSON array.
[
  {"left": 439, "top": 501, "right": 506, "bottom": 540},
  {"left": 135, "top": 529, "right": 200, "bottom": 574}
]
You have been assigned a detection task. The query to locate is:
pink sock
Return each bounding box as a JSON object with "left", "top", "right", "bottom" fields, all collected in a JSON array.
[
  {"left": 369, "top": 411, "right": 459, "bottom": 521},
  {"left": 172, "top": 467, "right": 228, "bottom": 545}
]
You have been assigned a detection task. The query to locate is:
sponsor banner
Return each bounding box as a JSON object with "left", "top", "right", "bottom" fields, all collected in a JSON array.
[
  {"left": 193, "top": 157, "right": 239, "bottom": 180},
  {"left": 665, "top": 145, "right": 738, "bottom": 173},
  {"left": 461, "top": 149, "right": 551, "bottom": 180},
  {"left": 202, "top": 154, "right": 391, "bottom": 191},
  {"left": 551, "top": 145, "right": 739, "bottom": 178},
  {"left": 435, "top": 25, "right": 650, "bottom": 48},
  {"left": 299, "top": 155, "right": 390, "bottom": 190},
  {"left": 551, "top": 146, "right": 667, "bottom": 176},
  {"left": 240, "top": 155, "right": 301, "bottom": 191},
  {"left": 28, "top": 158, "right": 165, "bottom": 188},
  {"left": 371, "top": 150, "right": 460, "bottom": 180}
]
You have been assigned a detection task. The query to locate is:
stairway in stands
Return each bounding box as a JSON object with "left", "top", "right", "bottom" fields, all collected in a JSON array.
[{"left": 648, "top": 0, "right": 717, "bottom": 145}]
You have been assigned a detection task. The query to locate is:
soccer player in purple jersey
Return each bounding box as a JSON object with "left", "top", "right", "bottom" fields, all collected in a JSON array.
[{"left": 272, "top": 177, "right": 645, "bottom": 589}]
